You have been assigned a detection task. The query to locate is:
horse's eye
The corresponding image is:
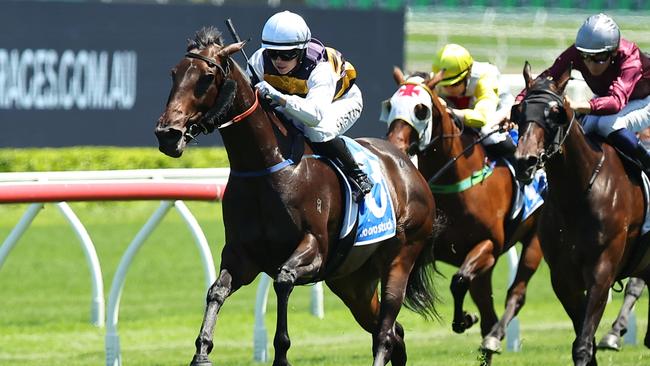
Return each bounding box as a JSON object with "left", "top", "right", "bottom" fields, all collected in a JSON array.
[{"left": 414, "top": 104, "right": 431, "bottom": 120}]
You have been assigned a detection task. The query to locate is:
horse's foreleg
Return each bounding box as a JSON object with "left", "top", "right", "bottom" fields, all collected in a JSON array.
[
  {"left": 598, "top": 277, "right": 646, "bottom": 351},
  {"left": 573, "top": 260, "right": 617, "bottom": 366},
  {"left": 273, "top": 233, "right": 322, "bottom": 366},
  {"left": 451, "top": 239, "right": 495, "bottom": 334},
  {"left": 190, "top": 249, "right": 259, "bottom": 366},
  {"left": 483, "top": 234, "right": 542, "bottom": 354}
]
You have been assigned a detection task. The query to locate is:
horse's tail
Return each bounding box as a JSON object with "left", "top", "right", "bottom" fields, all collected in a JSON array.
[{"left": 403, "top": 211, "right": 445, "bottom": 320}]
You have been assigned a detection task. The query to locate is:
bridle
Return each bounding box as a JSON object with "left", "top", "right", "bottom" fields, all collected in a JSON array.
[
  {"left": 518, "top": 87, "right": 576, "bottom": 170},
  {"left": 182, "top": 49, "right": 259, "bottom": 141}
]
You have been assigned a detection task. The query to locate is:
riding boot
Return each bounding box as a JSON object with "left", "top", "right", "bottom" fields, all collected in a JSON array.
[
  {"left": 635, "top": 141, "right": 650, "bottom": 174},
  {"left": 312, "top": 137, "right": 374, "bottom": 202},
  {"left": 608, "top": 128, "right": 650, "bottom": 174}
]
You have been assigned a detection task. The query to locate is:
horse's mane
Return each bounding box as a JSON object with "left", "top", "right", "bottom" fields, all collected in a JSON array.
[{"left": 187, "top": 26, "right": 224, "bottom": 51}]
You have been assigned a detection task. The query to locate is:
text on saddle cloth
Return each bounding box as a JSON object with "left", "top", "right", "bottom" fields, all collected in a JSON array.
[{"left": 336, "top": 136, "right": 396, "bottom": 246}]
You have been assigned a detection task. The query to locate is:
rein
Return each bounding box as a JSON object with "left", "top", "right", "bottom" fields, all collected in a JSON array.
[
  {"left": 426, "top": 128, "right": 503, "bottom": 193},
  {"left": 183, "top": 51, "right": 260, "bottom": 140}
]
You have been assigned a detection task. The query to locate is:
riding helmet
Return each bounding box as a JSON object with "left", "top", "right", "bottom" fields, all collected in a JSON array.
[
  {"left": 575, "top": 13, "right": 620, "bottom": 54},
  {"left": 261, "top": 11, "right": 311, "bottom": 50},
  {"left": 432, "top": 44, "right": 474, "bottom": 87}
]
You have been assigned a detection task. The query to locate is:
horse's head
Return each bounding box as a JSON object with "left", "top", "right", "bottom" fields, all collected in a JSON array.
[
  {"left": 513, "top": 61, "right": 572, "bottom": 183},
  {"left": 155, "top": 27, "right": 246, "bottom": 157},
  {"left": 383, "top": 66, "right": 444, "bottom": 155}
]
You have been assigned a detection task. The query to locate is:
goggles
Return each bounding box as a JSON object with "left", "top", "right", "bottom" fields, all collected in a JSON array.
[
  {"left": 580, "top": 51, "right": 612, "bottom": 64},
  {"left": 267, "top": 49, "right": 301, "bottom": 61}
]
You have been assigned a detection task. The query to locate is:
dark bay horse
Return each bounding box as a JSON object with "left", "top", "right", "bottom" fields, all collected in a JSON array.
[
  {"left": 154, "top": 27, "right": 439, "bottom": 366},
  {"left": 513, "top": 61, "right": 650, "bottom": 366},
  {"left": 384, "top": 67, "right": 543, "bottom": 357}
]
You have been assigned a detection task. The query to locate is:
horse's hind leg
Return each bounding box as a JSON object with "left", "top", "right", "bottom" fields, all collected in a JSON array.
[
  {"left": 326, "top": 261, "right": 382, "bottom": 361},
  {"left": 374, "top": 242, "right": 424, "bottom": 366},
  {"left": 483, "top": 234, "right": 543, "bottom": 354},
  {"left": 451, "top": 239, "right": 495, "bottom": 333},
  {"left": 190, "top": 248, "right": 259, "bottom": 366},
  {"left": 597, "top": 277, "right": 646, "bottom": 351}
]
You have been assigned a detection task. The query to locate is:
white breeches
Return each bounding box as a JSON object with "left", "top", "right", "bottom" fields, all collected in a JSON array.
[
  {"left": 481, "top": 92, "right": 515, "bottom": 145},
  {"left": 582, "top": 95, "right": 650, "bottom": 136},
  {"left": 303, "top": 84, "right": 363, "bottom": 142}
]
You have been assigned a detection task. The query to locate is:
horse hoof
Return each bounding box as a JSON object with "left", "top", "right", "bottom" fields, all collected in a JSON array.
[
  {"left": 596, "top": 333, "right": 622, "bottom": 351},
  {"left": 189, "top": 354, "right": 213, "bottom": 366},
  {"left": 480, "top": 336, "right": 502, "bottom": 354},
  {"left": 452, "top": 321, "right": 466, "bottom": 334}
]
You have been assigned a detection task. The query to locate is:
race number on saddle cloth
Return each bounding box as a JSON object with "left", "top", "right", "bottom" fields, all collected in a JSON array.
[{"left": 335, "top": 136, "right": 397, "bottom": 245}]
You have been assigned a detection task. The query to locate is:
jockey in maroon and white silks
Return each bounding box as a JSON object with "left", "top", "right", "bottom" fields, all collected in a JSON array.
[{"left": 516, "top": 13, "right": 650, "bottom": 172}]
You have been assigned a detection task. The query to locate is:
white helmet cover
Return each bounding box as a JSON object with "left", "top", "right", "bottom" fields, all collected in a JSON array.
[
  {"left": 261, "top": 11, "right": 311, "bottom": 50},
  {"left": 379, "top": 76, "right": 434, "bottom": 151}
]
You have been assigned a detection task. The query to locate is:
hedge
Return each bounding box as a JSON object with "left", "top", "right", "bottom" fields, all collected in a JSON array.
[{"left": 0, "top": 147, "right": 229, "bottom": 172}]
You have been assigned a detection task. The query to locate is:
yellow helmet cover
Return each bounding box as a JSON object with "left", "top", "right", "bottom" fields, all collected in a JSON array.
[{"left": 432, "top": 44, "right": 474, "bottom": 86}]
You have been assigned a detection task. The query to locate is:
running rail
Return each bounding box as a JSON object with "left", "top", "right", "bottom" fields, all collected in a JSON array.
[{"left": 0, "top": 169, "right": 227, "bottom": 366}]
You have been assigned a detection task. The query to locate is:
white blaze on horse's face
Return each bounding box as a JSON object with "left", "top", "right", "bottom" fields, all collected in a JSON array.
[{"left": 380, "top": 77, "right": 433, "bottom": 150}]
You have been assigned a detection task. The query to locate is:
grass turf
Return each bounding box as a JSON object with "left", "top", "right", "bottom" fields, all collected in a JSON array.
[{"left": 0, "top": 201, "right": 648, "bottom": 365}]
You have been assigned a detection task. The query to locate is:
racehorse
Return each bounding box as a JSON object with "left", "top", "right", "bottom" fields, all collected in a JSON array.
[
  {"left": 513, "top": 61, "right": 650, "bottom": 366},
  {"left": 154, "top": 27, "right": 439, "bottom": 366},
  {"left": 384, "top": 67, "right": 543, "bottom": 357}
]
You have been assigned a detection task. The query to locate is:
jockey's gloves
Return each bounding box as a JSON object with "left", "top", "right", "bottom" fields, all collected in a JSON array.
[{"left": 255, "top": 81, "right": 286, "bottom": 107}]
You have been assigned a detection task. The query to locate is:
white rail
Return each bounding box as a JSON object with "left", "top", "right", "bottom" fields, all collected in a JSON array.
[{"left": 0, "top": 169, "right": 227, "bottom": 366}]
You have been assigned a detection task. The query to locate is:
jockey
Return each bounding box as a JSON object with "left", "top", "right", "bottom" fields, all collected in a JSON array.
[
  {"left": 433, "top": 43, "right": 517, "bottom": 157},
  {"left": 516, "top": 13, "right": 650, "bottom": 172},
  {"left": 247, "top": 10, "right": 373, "bottom": 202}
]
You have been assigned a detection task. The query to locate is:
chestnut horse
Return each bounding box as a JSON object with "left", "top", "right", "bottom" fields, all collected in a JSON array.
[
  {"left": 384, "top": 67, "right": 543, "bottom": 357},
  {"left": 154, "top": 27, "right": 439, "bottom": 366},
  {"left": 513, "top": 61, "right": 650, "bottom": 366}
]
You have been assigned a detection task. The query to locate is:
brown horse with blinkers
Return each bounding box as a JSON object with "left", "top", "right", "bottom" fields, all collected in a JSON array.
[
  {"left": 155, "top": 27, "right": 439, "bottom": 366},
  {"left": 385, "top": 67, "right": 544, "bottom": 359},
  {"left": 514, "top": 61, "right": 650, "bottom": 366}
]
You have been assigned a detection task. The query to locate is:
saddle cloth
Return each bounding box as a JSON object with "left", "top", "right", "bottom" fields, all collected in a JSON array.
[
  {"left": 504, "top": 159, "right": 547, "bottom": 223},
  {"left": 336, "top": 136, "right": 397, "bottom": 245}
]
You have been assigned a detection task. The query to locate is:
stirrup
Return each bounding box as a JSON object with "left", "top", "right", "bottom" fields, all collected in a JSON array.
[{"left": 349, "top": 175, "right": 373, "bottom": 203}]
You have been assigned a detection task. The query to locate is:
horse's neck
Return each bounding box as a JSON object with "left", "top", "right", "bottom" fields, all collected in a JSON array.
[
  {"left": 418, "top": 116, "right": 485, "bottom": 182},
  {"left": 547, "top": 121, "right": 602, "bottom": 196},
  {"left": 220, "top": 73, "right": 290, "bottom": 173}
]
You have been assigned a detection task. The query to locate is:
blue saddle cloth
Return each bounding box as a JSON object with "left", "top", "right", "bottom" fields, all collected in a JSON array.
[
  {"left": 504, "top": 159, "right": 546, "bottom": 234},
  {"left": 335, "top": 136, "right": 397, "bottom": 245}
]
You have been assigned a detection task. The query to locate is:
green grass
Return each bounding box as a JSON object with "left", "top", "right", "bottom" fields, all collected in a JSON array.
[{"left": 0, "top": 201, "right": 648, "bottom": 365}]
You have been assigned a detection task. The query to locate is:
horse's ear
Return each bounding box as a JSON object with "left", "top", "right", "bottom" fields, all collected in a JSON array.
[
  {"left": 393, "top": 66, "right": 405, "bottom": 85},
  {"left": 523, "top": 61, "right": 533, "bottom": 89},
  {"left": 556, "top": 63, "right": 572, "bottom": 93},
  {"left": 426, "top": 70, "right": 445, "bottom": 90},
  {"left": 218, "top": 41, "right": 246, "bottom": 57}
]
